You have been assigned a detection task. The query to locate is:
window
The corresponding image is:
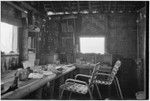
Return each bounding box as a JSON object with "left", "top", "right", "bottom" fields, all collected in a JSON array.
[
  {"left": 0, "top": 22, "right": 18, "bottom": 54},
  {"left": 80, "top": 37, "right": 105, "bottom": 54}
]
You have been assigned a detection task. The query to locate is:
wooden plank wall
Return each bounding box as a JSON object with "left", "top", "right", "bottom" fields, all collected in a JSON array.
[
  {"left": 41, "top": 13, "right": 139, "bottom": 66},
  {"left": 39, "top": 17, "right": 76, "bottom": 64},
  {"left": 137, "top": 7, "right": 146, "bottom": 91},
  {"left": 107, "top": 13, "right": 137, "bottom": 59},
  {"left": 76, "top": 13, "right": 138, "bottom": 60},
  {"left": 39, "top": 18, "right": 60, "bottom": 64},
  {"left": 1, "top": 2, "right": 22, "bottom": 27}
]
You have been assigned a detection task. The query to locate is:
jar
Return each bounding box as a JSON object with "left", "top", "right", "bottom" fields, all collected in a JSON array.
[{"left": 18, "top": 69, "right": 29, "bottom": 81}]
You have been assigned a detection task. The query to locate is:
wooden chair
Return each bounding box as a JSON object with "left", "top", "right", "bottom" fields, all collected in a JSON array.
[{"left": 59, "top": 62, "right": 101, "bottom": 100}]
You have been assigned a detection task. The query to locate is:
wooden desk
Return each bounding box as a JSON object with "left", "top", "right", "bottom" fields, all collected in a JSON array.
[
  {"left": 74, "top": 64, "right": 95, "bottom": 75},
  {"left": 1, "top": 66, "right": 76, "bottom": 99},
  {"left": 75, "top": 63, "right": 96, "bottom": 68},
  {"left": 74, "top": 63, "right": 112, "bottom": 75}
]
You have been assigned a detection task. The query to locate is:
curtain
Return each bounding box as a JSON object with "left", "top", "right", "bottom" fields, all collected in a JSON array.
[{"left": 0, "top": 22, "right": 18, "bottom": 54}]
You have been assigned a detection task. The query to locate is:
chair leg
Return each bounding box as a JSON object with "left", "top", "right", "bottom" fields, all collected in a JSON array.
[
  {"left": 59, "top": 89, "right": 65, "bottom": 100},
  {"left": 91, "top": 85, "right": 94, "bottom": 94},
  {"left": 114, "top": 76, "right": 123, "bottom": 100},
  {"left": 69, "top": 92, "right": 72, "bottom": 100},
  {"left": 95, "top": 84, "right": 102, "bottom": 99},
  {"left": 88, "top": 86, "right": 93, "bottom": 100},
  {"left": 108, "top": 85, "right": 111, "bottom": 98}
]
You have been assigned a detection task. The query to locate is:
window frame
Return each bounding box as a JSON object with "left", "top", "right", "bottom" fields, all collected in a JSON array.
[
  {"left": 79, "top": 36, "right": 105, "bottom": 54},
  {"left": 0, "top": 22, "right": 19, "bottom": 55}
]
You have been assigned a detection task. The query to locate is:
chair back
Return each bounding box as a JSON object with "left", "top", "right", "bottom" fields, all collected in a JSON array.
[
  {"left": 89, "top": 62, "right": 101, "bottom": 85},
  {"left": 89, "top": 60, "right": 121, "bottom": 85},
  {"left": 91, "top": 60, "right": 121, "bottom": 85},
  {"left": 111, "top": 60, "right": 121, "bottom": 75},
  {"left": 108, "top": 60, "right": 121, "bottom": 83}
]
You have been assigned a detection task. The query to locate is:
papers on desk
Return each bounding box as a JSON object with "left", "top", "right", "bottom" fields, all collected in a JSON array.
[
  {"left": 31, "top": 66, "right": 43, "bottom": 72},
  {"left": 65, "top": 64, "right": 74, "bottom": 67},
  {"left": 55, "top": 64, "right": 74, "bottom": 70},
  {"left": 28, "top": 64, "right": 75, "bottom": 77},
  {"left": 28, "top": 73, "right": 44, "bottom": 79},
  {"left": 28, "top": 71, "right": 54, "bottom": 79},
  {"left": 55, "top": 66, "right": 62, "bottom": 69},
  {"left": 42, "top": 71, "right": 54, "bottom": 75}
]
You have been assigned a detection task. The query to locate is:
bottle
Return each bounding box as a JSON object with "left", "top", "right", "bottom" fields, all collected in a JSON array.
[{"left": 10, "top": 76, "right": 18, "bottom": 89}]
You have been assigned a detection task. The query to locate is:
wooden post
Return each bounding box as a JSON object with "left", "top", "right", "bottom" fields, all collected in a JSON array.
[
  {"left": 144, "top": 3, "right": 147, "bottom": 99},
  {"left": 73, "top": 18, "right": 76, "bottom": 63},
  {"left": 21, "top": 12, "right": 28, "bottom": 61}
]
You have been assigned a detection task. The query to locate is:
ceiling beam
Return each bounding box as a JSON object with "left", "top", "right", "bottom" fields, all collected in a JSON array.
[
  {"left": 6, "top": 2, "right": 27, "bottom": 13},
  {"left": 77, "top": 1, "right": 80, "bottom": 13},
  {"left": 108, "top": 2, "right": 111, "bottom": 11},
  {"left": 51, "top": 2, "right": 56, "bottom": 12},
  {"left": 69, "top": 1, "right": 72, "bottom": 13},
  {"left": 88, "top": 1, "right": 92, "bottom": 13},
  {"left": 60, "top": 2, "right": 63, "bottom": 13},
  {"left": 44, "top": 4, "right": 48, "bottom": 12},
  {"left": 21, "top": 2, "right": 39, "bottom": 14},
  {"left": 21, "top": 2, "right": 47, "bottom": 17}
]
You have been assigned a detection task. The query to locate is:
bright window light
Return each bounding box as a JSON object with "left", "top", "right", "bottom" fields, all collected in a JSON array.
[
  {"left": 0, "top": 22, "right": 18, "bottom": 54},
  {"left": 80, "top": 37, "right": 105, "bottom": 54}
]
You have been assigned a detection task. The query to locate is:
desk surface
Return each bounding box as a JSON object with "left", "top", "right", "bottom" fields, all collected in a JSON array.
[
  {"left": 1, "top": 66, "right": 76, "bottom": 99},
  {"left": 74, "top": 63, "right": 96, "bottom": 69},
  {"left": 74, "top": 63, "right": 112, "bottom": 74}
]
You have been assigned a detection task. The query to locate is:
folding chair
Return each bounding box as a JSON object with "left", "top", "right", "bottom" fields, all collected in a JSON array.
[
  {"left": 94, "top": 60, "right": 123, "bottom": 99},
  {"left": 59, "top": 62, "right": 101, "bottom": 100}
]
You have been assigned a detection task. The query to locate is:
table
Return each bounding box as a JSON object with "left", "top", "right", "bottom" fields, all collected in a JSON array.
[
  {"left": 1, "top": 65, "right": 76, "bottom": 99},
  {"left": 74, "top": 63, "right": 96, "bottom": 68},
  {"left": 74, "top": 63, "right": 112, "bottom": 75},
  {"left": 74, "top": 63, "right": 95, "bottom": 75}
]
